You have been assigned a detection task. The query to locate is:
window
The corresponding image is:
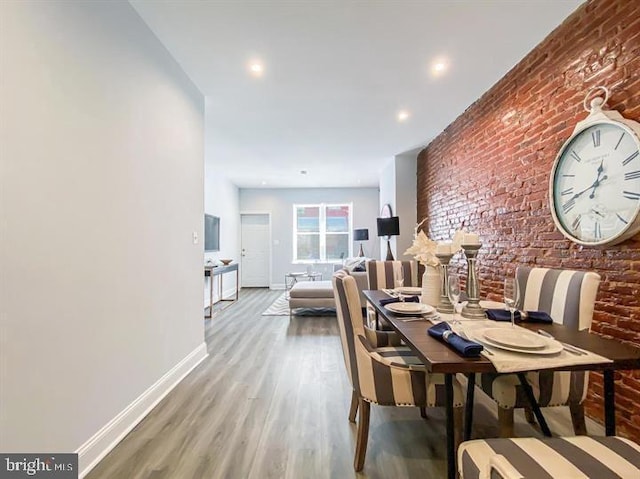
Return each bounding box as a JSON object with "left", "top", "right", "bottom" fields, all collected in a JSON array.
[{"left": 293, "top": 203, "right": 352, "bottom": 262}]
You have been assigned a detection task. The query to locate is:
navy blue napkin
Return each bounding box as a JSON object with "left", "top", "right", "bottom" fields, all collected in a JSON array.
[
  {"left": 380, "top": 295, "right": 419, "bottom": 306},
  {"left": 486, "top": 309, "right": 552, "bottom": 324},
  {"left": 427, "top": 322, "right": 484, "bottom": 357},
  {"left": 523, "top": 311, "right": 553, "bottom": 323},
  {"left": 486, "top": 309, "right": 521, "bottom": 322}
]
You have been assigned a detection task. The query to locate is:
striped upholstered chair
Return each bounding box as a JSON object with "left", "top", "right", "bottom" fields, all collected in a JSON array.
[
  {"left": 365, "top": 260, "right": 419, "bottom": 329},
  {"left": 478, "top": 266, "right": 601, "bottom": 437},
  {"left": 332, "top": 270, "right": 464, "bottom": 471},
  {"left": 458, "top": 435, "right": 640, "bottom": 478}
]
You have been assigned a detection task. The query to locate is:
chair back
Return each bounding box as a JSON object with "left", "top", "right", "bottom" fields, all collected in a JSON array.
[
  {"left": 366, "top": 260, "right": 418, "bottom": 289},
  {"left": 332, "top": 270, "right": 365, "bottom": 392},
  {"left": 516, "top": 267, "right": 600, "bottom": 331}
]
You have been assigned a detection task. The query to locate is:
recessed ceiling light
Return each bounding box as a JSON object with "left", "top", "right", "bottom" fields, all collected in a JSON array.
[
  {"left": 397, "top": 110, "right": 410, "bottom": 122},
  {"left": 300, "top": 170, "right": 308, "bottom": 175},
  {"left": 431, "top": 58, "right": 448, "bottom": 76},
  {"left": 261, "top": 180, "right": 267, "bottom": 185},
  {"left": 248, "top": 60, "right": 264, "bottom": 77}
]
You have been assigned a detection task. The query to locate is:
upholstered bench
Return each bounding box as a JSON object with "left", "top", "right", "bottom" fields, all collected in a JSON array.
[
  {"left": 458, "top": 435, "right": 640, "bottom": 478},
  {"left": 288, "top": 280, "right": 336, "bottom": 315}
]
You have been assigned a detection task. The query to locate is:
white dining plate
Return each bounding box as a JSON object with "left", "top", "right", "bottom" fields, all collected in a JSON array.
[
  {"left": 395, "top": 286, "right": 422, "bottom": 295},
  {"left": 479, "top": 300, "right": 507, "bottom": 310},
  {"left": 483, "top": 328, "right": 547, "bottom": 350},
  {"left": 467, "top": 331, "right": 563, "bottom": 355},
  {"left": 384, "top": 303, "right": 434, "bottom": 315}
]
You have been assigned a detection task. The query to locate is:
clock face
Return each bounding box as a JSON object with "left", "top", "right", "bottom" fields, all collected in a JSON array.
[{"left": 551, "top": 121, "right": 640, "bottom": 245}]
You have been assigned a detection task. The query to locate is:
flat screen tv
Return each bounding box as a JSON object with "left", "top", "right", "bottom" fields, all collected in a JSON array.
[{"left": 204, "top": 214, "right": 220, "bottom": 252}]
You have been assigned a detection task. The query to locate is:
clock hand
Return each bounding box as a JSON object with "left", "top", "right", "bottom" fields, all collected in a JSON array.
[
  {"left": 571, "top": 181, "right": 598, "bottom": 200},
  {"left": 588, "top": 160, "right": 606, "bottom": 199},
  {"left": 589, "top": 174, "right": 608, "bottom": 199},
  {"left": 591, "top": 208, "right": 605, "bottom": 218}
]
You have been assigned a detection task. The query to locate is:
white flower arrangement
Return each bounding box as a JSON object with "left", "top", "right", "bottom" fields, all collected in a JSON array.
[{"left": 404, "top": 219, "right": 469, "bottom": 267}]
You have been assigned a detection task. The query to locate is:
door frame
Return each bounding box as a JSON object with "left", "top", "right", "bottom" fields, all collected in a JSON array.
[{"left": 240, "top": 211, "right": 272, "bottom": 288}]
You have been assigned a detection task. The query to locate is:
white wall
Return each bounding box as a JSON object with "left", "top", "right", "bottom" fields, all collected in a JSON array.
[
  {"left": 239, "top": 188, "right": 380, "bottom": 286},
  {"left": 0, "top": 0, "right": 206, "bottom": 472},
  {"left": 378, "top": 152, "right": 418, "bottom": 260},
  {"left": 203, "top": 99, "right": 240, "bottom": 306},
  {"left": 378, "top": 160, "right": 397, "bottom": 258},
  {"left": 395, "top": 152, "right": 418, "bottom": 259}
]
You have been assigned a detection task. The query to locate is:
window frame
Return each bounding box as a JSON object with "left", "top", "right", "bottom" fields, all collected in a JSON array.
[{"left": 292, "top": 202, "right": 353, "bottom": 263}]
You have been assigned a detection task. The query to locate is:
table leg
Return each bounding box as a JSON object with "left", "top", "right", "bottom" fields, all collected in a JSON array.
[
  {"left": 235, "top": 269, "right": 239, "bottom": 301},
  {"left": 517, "top": 373, "right": 552, "bottom": 437},
  {"left": 604, "top": 369, "right": 616, "bottom": 436},
  {"left": 207, "top": 274, "right": 214, "bottom": 319},
  {"left": 464, "top": 373, "right": 475, "bottom": 441},
  {"left": 445, "top": 373, "right": 455, "bottom": 479}
]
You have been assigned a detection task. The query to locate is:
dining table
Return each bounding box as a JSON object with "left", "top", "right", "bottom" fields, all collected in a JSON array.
[{"left": 363, "top": 289, "right": 640, "bottom": 479}]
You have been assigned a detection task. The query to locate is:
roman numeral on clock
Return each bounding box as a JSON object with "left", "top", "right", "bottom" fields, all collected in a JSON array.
[
  {"left": 592, "top": 129, "right": 601, "bottom": 147},
  {"left": 615, "top": 132, "right": 625, "bottom": 150},
  {"left": 623, "top": 151, "right": 639, "bottom": 166},
  {"left": 617, "top": 213, "right": 629, "bottom": 225},
  {"left": 623, "top": 190, "right": 640, "bottom": 200},
  {"left": 561, "top": 187, "right": 574, "bottom": 196},
  {"left": 570, "top": 150, "right": 582, "bottom": 162},
  {"left": 625, "top": 170, "right": 640, "bottom": 181},
  {"left": 562, "top": 198, "right": 576, "bottom": 214},
  {"left": 594, "top": 221, "right": 602, "bottom": 240},
  {"left": 571, "top": 214, "right": 582, "bottom": 231}
]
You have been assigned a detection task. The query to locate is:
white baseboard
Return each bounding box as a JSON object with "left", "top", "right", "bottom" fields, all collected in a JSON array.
[
  {"left": 76, "top": 342, "right": 208, "bottom": 477},
  {"left": 270, "top": 283, "right": 285, "bottom": 290}
]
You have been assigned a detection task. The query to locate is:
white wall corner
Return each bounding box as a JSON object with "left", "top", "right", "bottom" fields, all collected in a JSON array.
[{"left": 76, "top": 343, "right": 208, "bottom": 478}]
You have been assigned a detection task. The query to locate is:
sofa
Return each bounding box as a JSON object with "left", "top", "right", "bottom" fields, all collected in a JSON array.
[{"left": 288, "top": 267, "right": 368, "bottom": 315}]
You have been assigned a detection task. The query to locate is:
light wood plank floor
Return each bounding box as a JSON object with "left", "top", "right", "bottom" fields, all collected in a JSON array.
[{"left": 87, "top": 288, "right": 603, "bottom": 479}]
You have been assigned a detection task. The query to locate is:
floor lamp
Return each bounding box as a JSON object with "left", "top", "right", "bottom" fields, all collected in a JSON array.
[
  {"left": 353, "top": 228, "right": 369, "bottom": 257},
  {"left": 376, "top": 217, "right": 400, "bottom": 261}
]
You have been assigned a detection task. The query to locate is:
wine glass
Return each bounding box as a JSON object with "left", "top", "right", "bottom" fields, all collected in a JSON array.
[
  {"left": 394, "top": 266, "right": 405, "bottom": 301},
  {"left": 503, "top": 277, "right": 520, "bottom": 327},
  {"left": 394, "top": 266, "right": 404, "bottom": 289},
  {"left": 447, "top": 274, "right": 461, "bottom": 320}
]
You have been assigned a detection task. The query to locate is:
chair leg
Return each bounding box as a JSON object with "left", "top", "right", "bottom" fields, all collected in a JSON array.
[
  {"left": 420, "top": 406, "right": 428, "bottom": 419},
  {"left": 524, "top": 406, "right": 536, "bottom": 424},
  {"left": 354, "top": 398, "right": 370, "bottom": 472},
  {"left": 348, "top": 390, "right": 359, "bottom": 423},
  {"left": 498, "top": 407, "right": 515, "bottom": 438},
  {"left": 569, "top": 402, "right": 587, "bottom": 435},
  {"left": 453, "top": 406, "right": 464, "bottom": 452}
]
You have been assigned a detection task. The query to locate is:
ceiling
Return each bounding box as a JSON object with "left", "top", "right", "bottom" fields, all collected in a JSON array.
[{"left": 130, "top": 0, "right": 583, "bottom": 189}]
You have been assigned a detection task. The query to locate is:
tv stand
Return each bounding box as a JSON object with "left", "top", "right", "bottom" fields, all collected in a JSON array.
[{"left": 204, "top": 263, "right": 239, "bottom": 318}]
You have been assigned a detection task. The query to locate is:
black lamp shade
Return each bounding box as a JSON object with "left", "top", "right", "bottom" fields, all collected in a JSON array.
[
  {"left": 353, "top": 228, "right": 369, "bottom": 241},
  {"left": 377, "top": 217, "right": 400, "bottom": 237}
]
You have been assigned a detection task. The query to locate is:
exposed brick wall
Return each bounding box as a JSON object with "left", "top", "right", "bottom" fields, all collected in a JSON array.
[{"left": 417, "top": 0, "right": 640, "bottom": 440}]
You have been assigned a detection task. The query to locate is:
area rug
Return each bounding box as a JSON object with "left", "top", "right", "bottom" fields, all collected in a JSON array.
[{"left": 262, "top": 293, "right": 336, "bottom": 317}]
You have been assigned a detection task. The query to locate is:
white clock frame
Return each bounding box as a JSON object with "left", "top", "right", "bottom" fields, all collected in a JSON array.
[{"left": 549, "top": 87, "right": 640, "bottom": 246}]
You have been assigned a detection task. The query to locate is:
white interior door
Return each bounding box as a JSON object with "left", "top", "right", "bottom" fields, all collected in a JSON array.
[{"left": 241, "top": 214, "right": 270, "bottom": 287}]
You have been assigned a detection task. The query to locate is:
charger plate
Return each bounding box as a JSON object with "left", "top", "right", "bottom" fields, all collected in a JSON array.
[
  {"left": 467, "top": 329, "right": 562, "bottom": 355},
  {"left": 385, "top": 303, "right": 434, "bottom": 315},
  {"left": 395, "top": 286, "right": 423, "bottom": 295}
]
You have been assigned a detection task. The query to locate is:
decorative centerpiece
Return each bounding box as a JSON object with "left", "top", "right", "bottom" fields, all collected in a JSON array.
[
  {"left": 459, "top": 233, "right": 486, "bottom": 319},
  {"left": 405, "top": 221, "right": 464, "bottom": 310}
]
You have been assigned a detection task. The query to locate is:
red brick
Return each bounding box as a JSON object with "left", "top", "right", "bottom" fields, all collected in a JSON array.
[{"left": 417, "top": 0, "right": 640, "bottom": 444}]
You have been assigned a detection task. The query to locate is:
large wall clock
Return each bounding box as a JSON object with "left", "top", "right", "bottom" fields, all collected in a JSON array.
[{"left": 549, "top": 87, "right": 640, "bottom": 246}]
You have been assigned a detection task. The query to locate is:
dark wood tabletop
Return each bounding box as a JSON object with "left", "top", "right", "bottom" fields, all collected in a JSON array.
[{"left": 364, "top": 289, "right": 640, "bottom": 374}]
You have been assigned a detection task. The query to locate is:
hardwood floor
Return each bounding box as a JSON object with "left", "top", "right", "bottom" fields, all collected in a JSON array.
[{"left": 87, "top": 288, "right": 603, "bottom": 479}]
